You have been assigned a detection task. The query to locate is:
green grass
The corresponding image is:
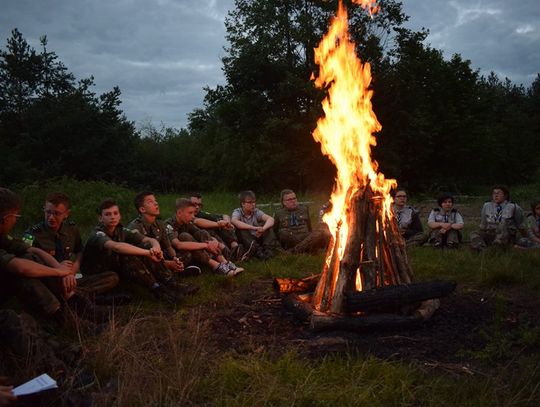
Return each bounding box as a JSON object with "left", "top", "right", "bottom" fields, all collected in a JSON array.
[{"left": 6, "top": 178, "right": 540, "bottom": 405}]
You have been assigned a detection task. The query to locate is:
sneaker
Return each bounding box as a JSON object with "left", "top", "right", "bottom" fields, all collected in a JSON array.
[
  {"left": 227, "top": 261, "right": 245, "bottom": 276},
  {"left": 181, "top": 265, "right": 202, "bottom": 277},
  {"left": 214, "top": 262, "right": 242, "bottom": 277},
  {"left": 152, "top": 284, "right": 183, "bottom": 305}
]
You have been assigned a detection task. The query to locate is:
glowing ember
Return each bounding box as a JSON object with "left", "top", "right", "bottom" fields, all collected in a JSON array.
[{"left": 311, "top": 0, "right": 407, "bottom": 313}]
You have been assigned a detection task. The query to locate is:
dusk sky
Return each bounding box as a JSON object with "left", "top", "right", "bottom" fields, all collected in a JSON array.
[{"left": 2, "top": 0, "right": 538, "bottom": 130}]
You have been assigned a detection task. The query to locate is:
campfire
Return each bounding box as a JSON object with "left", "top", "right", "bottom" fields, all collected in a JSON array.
[{"left": 274, "top": 1, "right": 455, "bottom": 331}]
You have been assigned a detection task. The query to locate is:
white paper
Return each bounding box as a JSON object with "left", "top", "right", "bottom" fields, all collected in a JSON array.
[{"left": 12, "top": 374, "right": 58, "bottom": 396}]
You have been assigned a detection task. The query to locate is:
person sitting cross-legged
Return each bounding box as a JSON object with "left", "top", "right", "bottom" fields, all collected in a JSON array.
[
  {"left": 81, "top": 198, "right": 185, "bottom": 304},
  {"left": 392, "top": 188, "right": 427, "bottom": 248},
  {"left": 165, "top": 198, "right": 243, "bottom": 277},
  {"left": 515, "top": 199, "right": 540, "bottom": 250},
  {"left": 231, "top": 190, "right": 281, "bottom": 260}
]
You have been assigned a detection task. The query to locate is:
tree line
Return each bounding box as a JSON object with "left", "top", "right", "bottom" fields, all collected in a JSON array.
[{"left": 2, "top": 0, "right": 539, "bottom": 194}]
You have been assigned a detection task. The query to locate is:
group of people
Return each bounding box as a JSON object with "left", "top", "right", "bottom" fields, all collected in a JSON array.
[
  {"left": 394, "top": 185, "right": 540, "bottom": 251},
  {"left": 1, "top": 184, "right": 538, "bottom": 403}
]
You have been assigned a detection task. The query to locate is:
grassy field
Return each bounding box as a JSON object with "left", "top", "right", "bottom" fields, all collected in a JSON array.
[{"left": 6, "top": 178, "right": 540, "bottom": 406}]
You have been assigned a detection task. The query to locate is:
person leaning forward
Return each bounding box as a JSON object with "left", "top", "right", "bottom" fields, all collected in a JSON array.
[
  {"left": 23, "top": 192, "right": 119, "bottom": 299},
  {"left": 81, "top": 198, "right": 185, "bottom": 304},
  {"left": 0, "top": 188, "right": 86, "bottom": 326}
]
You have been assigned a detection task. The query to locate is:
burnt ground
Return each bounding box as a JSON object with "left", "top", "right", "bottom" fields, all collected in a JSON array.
[{"left": 202, "top": 278, "right": 540, "bottom": 374}]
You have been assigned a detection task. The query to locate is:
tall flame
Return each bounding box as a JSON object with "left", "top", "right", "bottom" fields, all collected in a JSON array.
[{"left": 312, "top": 0, "right": 395, "bottom": 267}]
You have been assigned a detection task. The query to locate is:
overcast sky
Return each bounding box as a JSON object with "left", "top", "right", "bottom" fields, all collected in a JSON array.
[{"left": 1, "top": 0, "right": 538, "bottom": 130}]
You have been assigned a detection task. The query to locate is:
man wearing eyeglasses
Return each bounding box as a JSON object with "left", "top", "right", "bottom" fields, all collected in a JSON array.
[
  {"left": 392, "top": 188, "right": 427, "bottom": 247},
  {"left": 23, "top": 192, "right": 119, "bottom": 301},
  {"left": 273, "top": 189, "right": 330, "bottom": 253}
]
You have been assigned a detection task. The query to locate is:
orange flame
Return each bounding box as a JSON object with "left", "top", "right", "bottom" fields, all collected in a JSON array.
[{"left": 312, "top": 0, "right": 395, "bottom": 265}]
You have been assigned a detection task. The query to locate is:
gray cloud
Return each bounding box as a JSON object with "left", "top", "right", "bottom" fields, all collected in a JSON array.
[{"left": 1, "top": 0, "right": 538, "bottom": 129}]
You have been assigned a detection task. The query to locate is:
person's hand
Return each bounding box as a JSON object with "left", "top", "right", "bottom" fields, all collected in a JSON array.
[
  {"left": 0, "top": 386, "right": 16, "bottom": 406},
  {"left": 57, "top": 262, "right": 73, "bottom": 277},
  {"left": 255, "top": 227, "right": 265, "bottom": 238},
  {"left": 206, "top": 240, "right": 220, "bottom": 255},
  {"left": 217, "top": 220, "right": 228, "bottom": 229},
  {"left": 60, "top": 260, "right": 75, "bottom": 274},
  {"left": 62, "top": 274, "right": 77, "bottom": 297},
  {"left": 165, "top": 258, "right": 184, "bottom": 272},
  {"left": 147, "top": 248, "right": 162, "bottom": 263}
]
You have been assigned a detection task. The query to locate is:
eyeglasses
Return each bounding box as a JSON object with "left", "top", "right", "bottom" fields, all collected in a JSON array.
[
  {"left": 243, "top": 200, "right": 256, "bottom": 204},
  {"left": 284, "top": 197, "right": 297, "bottom": 201},
  {"left": 395, "top": 195, "right": 407, "bottom": 198},
  {"left": 44, "top": 209, "right": 66, "bottom": 218}
]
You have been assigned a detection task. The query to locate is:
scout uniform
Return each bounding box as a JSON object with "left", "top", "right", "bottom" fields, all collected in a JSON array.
[
  {"left": 427, "top": 208, "right": 464, "bottom": 247},
  {"left": 164, "top": 216, "right": 212, "bottom": 266},
  {"left": 393, "top": 205, "right": 427, "bottom": 247},
  {"left": 273, "top": 204, "right": 329, "bottom": 253},
  {"left": 195, "top": 210, "right": 238, "bottom": 250},
  {"left": 0, "top": 234, "right": 61, "bottom": 315},
  {"left": 81, "top": 223, "right": 157, "bottom": 289},
  {"left": 470, "top": 201, "right": 525, "bottom": 250},
  {"left": 231, "top": 207, "right": 281, "bottom": 254},
  {"left": 23, "top": 220, "right": 118, "bottom": 296},
  {"left": 515, "top": 212, "right": 540, "bottom": 249}
]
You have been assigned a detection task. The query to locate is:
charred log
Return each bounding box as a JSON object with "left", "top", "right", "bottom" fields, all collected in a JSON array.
[{"left": 345, "top": 280, "right": 456, "bottom": 313}]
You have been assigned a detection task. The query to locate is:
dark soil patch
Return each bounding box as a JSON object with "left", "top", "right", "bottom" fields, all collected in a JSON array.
[{"left": 202, "top": 278, "right": 540, "bottom": 374}]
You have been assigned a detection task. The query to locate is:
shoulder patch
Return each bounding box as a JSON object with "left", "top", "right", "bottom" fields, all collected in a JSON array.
[
  {"left": 95, "top": 231, "right": 106, "bottom": 237},
  {"left": 31, "top": 224, "right": 42, "bottom": 232},
  {"left": 67, "top": 220, "right": 77, "bottom": 226}
]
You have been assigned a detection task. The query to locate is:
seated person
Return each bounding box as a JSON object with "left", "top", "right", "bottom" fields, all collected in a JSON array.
[
  {"left": 231, "top": 191, "right": 280, "bottom": 260},
  {"left": 515, "top": 200, "right": 540, "bottom": 249},
  {"left": 427, "top": 194, "right": 464, "bottom": 248},
  {"left": 0, "top": 188, "right": 96, "bottom": 327},
  {"left": 470, "top": 185, "right": 527, "bottom": 251},
  {"left": 23, "top": 192, "right": 119, "bottom": 299},
  {"left": 392, "top": 188, "right": 427, "bottom": 247},
  {"left": 81, "top": 198, "right": 184, "bottom": 304},
  {"left": 189, "top": 193, "right": 244, "bottom": 260},
  {"left": 165, "top": 198, "right": 243, "bottom": 277},
  {"left": 273, "top": 189, "right": 330, "bottom": 253}
]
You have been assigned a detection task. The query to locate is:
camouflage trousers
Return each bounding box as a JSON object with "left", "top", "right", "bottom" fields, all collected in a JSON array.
[
  {"left": 117, "top": 255, "right": 173, "bottom": 289},
  {"left": 470, "top": 226, "right": 518, "bottom": 250},
  {"left": 173, "top": 232, "right": 213, "bottom": 267}
]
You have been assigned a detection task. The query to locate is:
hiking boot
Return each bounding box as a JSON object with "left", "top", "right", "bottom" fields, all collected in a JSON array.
[
  {"left": 68, "top": 294, "right": 112, "bottom": 324},
  {"left": 226, "top": 261, "right": 245, "bottom": 276},
  {"left": 152, "top": 284, "right": 184, "bottom": 305},
  {"left": 214, "top": 262, "right": 242, "bottom": 277}
]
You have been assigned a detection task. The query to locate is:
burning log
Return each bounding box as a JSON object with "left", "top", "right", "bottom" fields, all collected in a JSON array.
[
  {"left": 273, "top": 274, "right": 320, "bottom": 294},
  {"left": 344, "top": 280, "right": 456, "bottom": 313}
]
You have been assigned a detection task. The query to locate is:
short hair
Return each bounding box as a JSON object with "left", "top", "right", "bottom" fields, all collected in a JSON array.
[
  {"left": 238, "top": 190, "right": 256, "bottom": 203},
  {"left": 175, "top": 198, "right": 196, "bottom": 211},
  {"left": 530, "top": 200, "right": 540, "bottom": 213},
  {"left": 437, "top": 194, "right": 454, "bottom": 207},
  {"left": 393, "top": 187, "right": 407, "bottom": 198},
  {"left": 190, "top": 192, "right": 202, "bottom": 199},
  {"left": 0, "top": 188, "right": 21, "bottom": 216},
  {"left": 97, "top": 198, "right": 118, "bottom": 214},
  {"left": 134, "top": 191, "right": 154, "bottom": 213},
  {"left": 280, "top": 189, "right": 295, "bottom": 205},
  {"left": 492, "top": 185, "right": 510, "bottom": 200},
  {"left": 45, "top": 192, "right": 70, "bottom": 208}
]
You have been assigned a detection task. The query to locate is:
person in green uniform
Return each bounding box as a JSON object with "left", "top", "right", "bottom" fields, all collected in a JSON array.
[
  {"left": 273, "top": 189, "right": 330, "bottom": 253},
  {"left": 165, "top": 198, "right": 243, "bottom": 277},
  {"left": 0, "top": 188, "right": 89, "bottom": 324},
  {"left": 23, "top": 192, "right": 119, "bottom": 298},
  {"left": 81, "top": 198, "right": 184, "bottom": 304}
]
